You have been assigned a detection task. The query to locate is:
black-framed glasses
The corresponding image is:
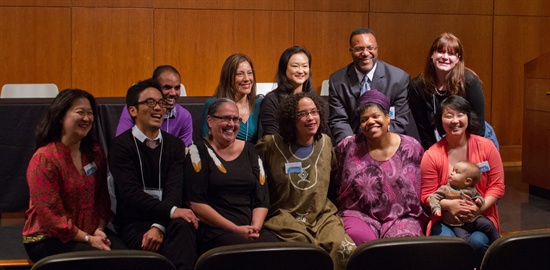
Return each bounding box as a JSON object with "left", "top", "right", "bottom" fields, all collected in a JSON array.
[
  {"left": 210, "top": 115, "right": 241, "bottom": 123},
  {"left": 296, "top": 109, "right": 320, "bottom": 120},
  {"left": 136, "top": 98, "right": 167, "bottom": 108}
]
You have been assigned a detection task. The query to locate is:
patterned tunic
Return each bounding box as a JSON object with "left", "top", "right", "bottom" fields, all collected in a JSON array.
[
  {"left": 23, "top": 142, "right": 111, "bottom": 243},
  {"left": 256, "top": 134, "right": 355, "bottom": 270},
  {"left": 334, "top": 134, "right": 427, "bottom": 239}
]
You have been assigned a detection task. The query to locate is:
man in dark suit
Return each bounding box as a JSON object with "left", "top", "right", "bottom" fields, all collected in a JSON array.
[
  {"left": 328, "top": 27, "right": 418, "bottom": 144},
  {"left": 109, "top": 78, "right": 199, "bottom": 270}
]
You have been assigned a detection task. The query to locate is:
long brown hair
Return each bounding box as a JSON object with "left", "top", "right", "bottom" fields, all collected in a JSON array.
[
  {"left": 214, "top": 54, "right": 257, "bottom": 111},
  {"left": 419, "top": 33, "right": 480, "bottom": 97}
]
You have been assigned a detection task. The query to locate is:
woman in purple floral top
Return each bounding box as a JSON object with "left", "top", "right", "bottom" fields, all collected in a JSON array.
[{"left": 334, "top": 89, "right": 427, "bottom": 246}]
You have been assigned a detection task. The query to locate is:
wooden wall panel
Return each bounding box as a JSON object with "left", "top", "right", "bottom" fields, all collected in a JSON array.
[
  {"left": 369, "top": 13, "right": 493, "bottom": 118},
  {"left": 0, "top": 7, "right": 71, "bottom": 89},
  {"left": 495, "top": 0, "right": 550, "bottom": 16},
  {"left": 294, "top": 0, "right": 368, "bottom": 12},
  {"left": 370, "top": 0, "right": 493, "bottom": 14},
  {"left": 72, "top": 8, "right": 154, "bottom": 97},
  {"left": 294, "top": 11, "right": 368, "bottom": 90},
  {"left": 72, "top": 0, "right": 153, "bottom": 8},
  {"left": 155, "top": 0, "right": 293, "bottom": 10},
  {"left": 154, "top": 9, "right": 293, "bottom": 96},
  {"left": 0, "top": 0, "right": 69, "bottom": 6},
  {"left": 493, "top": 16, "right": 550, "bottom": 146}
]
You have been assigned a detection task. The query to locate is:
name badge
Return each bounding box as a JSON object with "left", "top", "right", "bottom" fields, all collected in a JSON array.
[
  {"left": 83, "top": 162, "right": 97, "bottom": 176},
  {"left": 389, "top": 106, "right": 396, "bottom": 120},
  {"left": 477, "top": 161, "right": 490, "bottom": 173},
  {"left": 144, "top": 188, "right": 163, "bottom": 201},
  {"left": 285, "top": 162, "right": 302, "bottom": 174}
]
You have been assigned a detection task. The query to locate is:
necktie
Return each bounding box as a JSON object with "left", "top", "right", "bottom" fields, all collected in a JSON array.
[
  {"left": 145, "top": 138, "right": 159, "bottom": 149},
  {"left": 360, "top": 76, "right": 371, "bottom": 95}
]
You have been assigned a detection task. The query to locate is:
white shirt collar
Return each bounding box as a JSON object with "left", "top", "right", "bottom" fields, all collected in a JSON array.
[
  {"left": 165, "top": 105, "right": 176, "bottom": 119},
  {"left": 355, "top": 62, "right": 377, "bottom": 84},
  {"left": 132, "top": 125, "right": 163, "bottom": 143}
]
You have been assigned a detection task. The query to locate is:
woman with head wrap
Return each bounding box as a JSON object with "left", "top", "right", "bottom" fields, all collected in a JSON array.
[{"left": 334, "top": 89, "right": 428, "bottom": 246}]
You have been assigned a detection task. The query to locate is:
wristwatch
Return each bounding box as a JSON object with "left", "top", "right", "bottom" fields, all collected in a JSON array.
[{"left": 84, "top": 233, "right": 90, "bottom": 243}]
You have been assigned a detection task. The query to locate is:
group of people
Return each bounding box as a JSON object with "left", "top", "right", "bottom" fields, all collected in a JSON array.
[{"left": 22, "top": 27, "right": 505, "bottom": 270}]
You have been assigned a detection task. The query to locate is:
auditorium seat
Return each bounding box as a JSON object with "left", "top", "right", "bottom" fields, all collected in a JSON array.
[
  {"left": 195, "top": 242, "right": 333, "bottom": 270},
  {"left": 346, "top": 236, "right": 475, "bottom": 270},
  {"left": 480, "top": 230, "right": 550, "bottom": 270},
  {"left": 31, "top": 250, "right": 175, "bottom": 270},
  {"left": 1, "top": 84, "right": 58, "bottom": 98}
]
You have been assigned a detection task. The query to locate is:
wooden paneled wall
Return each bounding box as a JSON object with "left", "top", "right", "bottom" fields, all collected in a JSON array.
[{"left": 1, "top": 0, "right": 550, "bottom": 163}]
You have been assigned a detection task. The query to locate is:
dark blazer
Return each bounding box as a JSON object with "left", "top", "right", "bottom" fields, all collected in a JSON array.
[{"left": 328, "top": 61, "right": 418, "bottom": 144}]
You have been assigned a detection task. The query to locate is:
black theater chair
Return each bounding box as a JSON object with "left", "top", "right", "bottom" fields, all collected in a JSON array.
[
  {"left": 347, "top": 236, "right": 475, "bottom": 270},
  {"left": 480, "top": 230, "right": 550, "bottom": 270},
  {"left": 31, "top": 250, "right": 175, "bottom": 270},
  {"left": 195, "top": 242, "right": 333, "bottom": 270}
]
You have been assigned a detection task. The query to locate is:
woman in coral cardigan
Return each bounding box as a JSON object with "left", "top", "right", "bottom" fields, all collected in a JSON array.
[{"left": 421, "top": 95, "right": 505, "bottom": 267}]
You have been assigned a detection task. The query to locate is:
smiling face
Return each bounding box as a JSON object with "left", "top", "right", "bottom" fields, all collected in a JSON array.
[
  {"left": 207, "top": 101, "right": 240, "bottom": 146},
  {"left": 157, "top": 71, "right": 181, "bottom": 110},
  {"left": 442, "top": 106, "right": 468, "bottom": 137},
  {"left": 233, "top": 60, "right": 254, "bottom": 98},
  {"left": 350, "top": 33, "right": 379, "bottom": 74},
  {"left": 129, "top": 87, "right": 166, "bottom": 135},
  {"left": 295, "top": 97, "right": 319, "bottom": 145},
  {"left": 359, "top": 104, "right": 390, "bottom": 140},
  {"left": 286, "top": 52, "right": 310, "bottom": 91},
  {"left": 61, "top": 97, "right": 94, "bottom": 142},
  {"left": 432, "top": 47, "right": 460, "bottom": 73}
]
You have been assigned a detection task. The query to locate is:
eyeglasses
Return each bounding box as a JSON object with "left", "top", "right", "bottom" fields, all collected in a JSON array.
[
  {"left": 352, "top": 45, "right": 378, "bottom": 53},
  {"left": 210, "top": 115, "right": 242, "bottom": 123},
  {"left": 136, "top": 98, "right": 167, "bottom": 108},
  {"left": 296, "top": 109, "right": 320, "bottom": 120}
]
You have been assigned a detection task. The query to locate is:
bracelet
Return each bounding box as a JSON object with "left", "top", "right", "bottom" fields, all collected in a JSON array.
[{"left": 84, "top": 233, "right": 90, "bottom": 243}]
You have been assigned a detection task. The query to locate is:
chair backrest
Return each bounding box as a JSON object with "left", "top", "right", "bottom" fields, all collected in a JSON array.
[
  {"left": 1, "top": 84, "right": 58, "bottom": 98},
  {"left": 320, "top": 80, "right": 329, "bottom": 96},
  {"left": 347, "top": 236, "right": 475, "bottom": 270},
  {"left": 195, "top": 242, "right": 333, "bottom": 270},
  {"left": 480, "top": 230, "right": 550, "bottom": 270},
  {"left": 180, "top": 83, "right": 187, "bottom": 96},
  {"left": 255, "top": 82, "right": 277, "bottom": 96},
  {"left": 31, "top": 250, "right": 175, "bottom": 270}
]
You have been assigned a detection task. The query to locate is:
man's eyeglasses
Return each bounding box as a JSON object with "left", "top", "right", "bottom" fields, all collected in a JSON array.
[
  {"left": 136, "top": 98, "right": 167, "bottom": 108},
  {"left": 211, "top": 115, "right": 242, "bottom": 124},
  {"left": 352, "top": 45, "right": 378, "bottom": 53},
  {"left": 296, "top": 109, "right": 320, "bottom": 120}
]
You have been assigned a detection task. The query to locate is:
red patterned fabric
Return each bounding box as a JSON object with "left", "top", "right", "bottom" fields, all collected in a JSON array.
[{"left": 22, "top": 142, "right": 112, "bottom": 243}]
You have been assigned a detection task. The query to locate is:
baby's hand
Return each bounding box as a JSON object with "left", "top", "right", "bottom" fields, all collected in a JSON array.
[
  {"left": 474, "top": 198, "right": 483, "bottom": 206},
  {"left": 434, "top": 209, "right": 441, "bottom": 217}
]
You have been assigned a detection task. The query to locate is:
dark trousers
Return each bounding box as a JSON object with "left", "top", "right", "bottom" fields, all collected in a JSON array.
[
  {"left": 24, "top": 228, "right": 126, "bottom": 262},
  {"left": 118, "top": 219, "right": 196, "bottom": 270},
  {"left": 451, "top": 216, "right": 501, "bottom": 244}
]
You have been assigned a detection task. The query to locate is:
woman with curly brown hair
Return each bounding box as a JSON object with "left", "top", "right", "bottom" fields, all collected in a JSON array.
[{"left": 256, "top": 91, "right": 355, "bottom": 270}]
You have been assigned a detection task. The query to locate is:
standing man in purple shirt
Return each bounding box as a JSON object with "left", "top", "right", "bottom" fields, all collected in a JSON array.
[{"left": 116, "top": 65, "right": 193, "bottom": 146}]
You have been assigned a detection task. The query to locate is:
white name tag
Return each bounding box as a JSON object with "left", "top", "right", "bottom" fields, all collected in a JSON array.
[
  {"left": 285, "top": 162, "right": 302, "bottom": 174},
  {"left": 144, "top": 188, "right": 163, "bottom": 201},
  {"left": 389, "top": 106, "right": 396, "bottom": 120},
  {"left": 477, "top": 161, "right": 490, "bottom": 173},
  {"left": 84, "top": 162, "right": 97, "bottom": 176}
]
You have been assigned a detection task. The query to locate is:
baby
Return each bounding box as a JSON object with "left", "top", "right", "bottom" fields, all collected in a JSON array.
[{"left": 429, "top": 161, "right": 500, "bottom": 243}]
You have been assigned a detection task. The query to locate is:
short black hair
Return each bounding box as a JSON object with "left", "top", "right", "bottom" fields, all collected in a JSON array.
[{"left": 125, "top": 78, "right": 163, "bottom": 108}]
